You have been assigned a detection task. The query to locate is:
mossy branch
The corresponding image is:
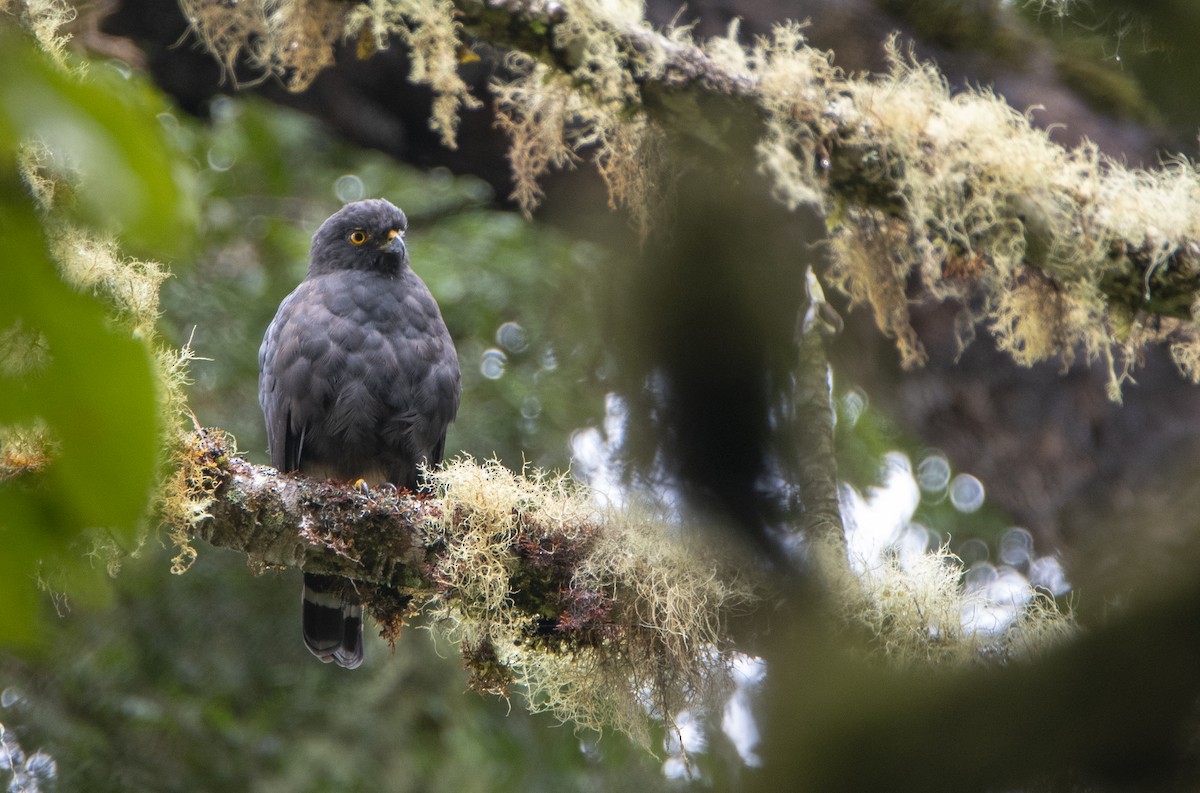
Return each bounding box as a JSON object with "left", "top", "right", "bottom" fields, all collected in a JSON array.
[
  {"left": 462, "top": 1, "right": 1200, "bottom": 318},
  {"left": 175, "top": 426, "right": 762, "bottom": 744},
  {"left": 174, "top": 0, "right": 1200, "bottom": 393},
  {"left": 184, "top": 427, "right": 439, "bottom": 589}
]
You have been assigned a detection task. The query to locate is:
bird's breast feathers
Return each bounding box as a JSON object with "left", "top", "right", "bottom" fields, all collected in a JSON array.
[
  {"left": 270, "top": 271, "right": 450, "bottom": 360},
  {"left": 260, "top": 267, "right": 459, "bottom": 446}
]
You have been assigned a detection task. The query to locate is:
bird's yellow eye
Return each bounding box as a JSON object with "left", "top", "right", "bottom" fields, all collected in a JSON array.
[{"left": 348, "top": 230, "right": 368, "bottom": 245}]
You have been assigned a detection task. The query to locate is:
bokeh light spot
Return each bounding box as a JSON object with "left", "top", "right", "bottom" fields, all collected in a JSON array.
[
  {"left": 480, "top": 348, "right": 507, "bottom": 379},
  {"left": 496, "top": 321, "right": 528, "bottom": 353},
  {"left": 916, "top": 452, "right": 951, "bottom": 494},
  {"left": 335, "top": 174, "right": 365, "bottom": 203},
  {"left": 948, "top": 473, "right": 985, "bottom": 513}
]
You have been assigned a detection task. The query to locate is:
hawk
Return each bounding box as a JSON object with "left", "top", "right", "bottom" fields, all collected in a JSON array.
[{"left": 258, "top": 198, "right": 461, "bottom": 668}]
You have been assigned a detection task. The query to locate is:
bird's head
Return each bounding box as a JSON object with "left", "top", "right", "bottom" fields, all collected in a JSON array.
[{"left": 308, "top": 198, "right": 409, "bottom": 276}]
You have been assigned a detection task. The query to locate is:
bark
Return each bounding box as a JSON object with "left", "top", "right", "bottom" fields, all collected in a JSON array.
[
  {"left": 792, "top": 270, "right": 845, "bottom": 552},
  {"left": 180, "top": 425, "right": 766, "bottom": 707},
  {"left": 186, "top": 427, "right": 439, "bottom": 591}
]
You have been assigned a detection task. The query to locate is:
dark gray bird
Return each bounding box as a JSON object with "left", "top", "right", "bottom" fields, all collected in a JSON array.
[{"left": 258, "top": 198, "right": 461, "bottom": 669}]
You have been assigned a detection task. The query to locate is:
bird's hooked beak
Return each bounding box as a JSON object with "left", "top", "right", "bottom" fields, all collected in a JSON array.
[{"left": 383, "top": 227, "right": 406, "bottom": 256}]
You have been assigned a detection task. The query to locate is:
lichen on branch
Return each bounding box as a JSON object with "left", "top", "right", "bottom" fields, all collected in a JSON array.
[
  {"left": 176, "top": 427, "right": 762, "bottom": 745},
  {"left": 172, "top": 0, "right": 1200, "bottom": 395},
  {"left": 175, "top": 426, "right": 1074, "bottom": 740}
]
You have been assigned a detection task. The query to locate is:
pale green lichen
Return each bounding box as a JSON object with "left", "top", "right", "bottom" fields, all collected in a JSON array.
[
  {"left": 1170, "top": 321, "right": 1200, "bottom": 383},
  {"left": 2, "top": 0, "right": 78, "bottom": 67},
  {"left": 746, "top": 21, "right": 840, "bottom": 210},
  {"left": 49, "top": 229, "right": 169, "bottom": 338},
  {"left": 490, "top": 0, "right": 671, "bottom": 229},
  {"left": 814, "top": 533, "right": 1074, "bottom": 669},
  {"left": 852, "top": 545, "right": 983, "bottom": 667},
  {"left": 178, "top": 0, "right": 481, "bottom": 146},
  {"left": 492, "top": 52, "right": 668, "bottom": 231},
  {"left": 178, "top": 0, "right": 347, "bottom": 90},
  {"left": 425, "top": 456, "right": 1072, "bottom": 739},
  {"left": 425, "top": 458, "right": 759, "bottom": 745},
  {"left": 817, "top": 38, "right": 1200, "bottom": 397},
  {"left": 492, "top": 56, "right": 586, "bottom": 215},
  {"left": 1000, "top": 590, "right": 1076, "bottom": 660},
  {"left": 0, "top": 421, "right": 56, "bottom": 480},
  {"left": 345, "top": 0, "right": 481, "bottom": 147}
]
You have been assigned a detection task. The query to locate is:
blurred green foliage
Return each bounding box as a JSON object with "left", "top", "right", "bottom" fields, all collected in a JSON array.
[
  {"left": 0, "top": 544, "right": 668, "bottom": 792},
  {"left": 0, "top": 34, "right": 191, "bottom": 646},
  {"left": 0, "top": 37, "right": 194, "bottom": 254}
]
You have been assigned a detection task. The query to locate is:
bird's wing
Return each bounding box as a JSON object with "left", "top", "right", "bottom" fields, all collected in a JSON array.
[
  {"left": 259, "top": 284, "right": 324, "bottom": 473},
  {"left": 427, "top": 354, "right": 461, "bottom": 467}
]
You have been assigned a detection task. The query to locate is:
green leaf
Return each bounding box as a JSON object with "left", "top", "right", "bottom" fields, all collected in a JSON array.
[
  {"left": 0, "top": 32, "right": 192, "bottom": 254},
  {"left": 0, "top": 35, "right": 175, "bottom": 646},
  {"left": 0, "top": 170, "right": 161, "bottom": 533}
]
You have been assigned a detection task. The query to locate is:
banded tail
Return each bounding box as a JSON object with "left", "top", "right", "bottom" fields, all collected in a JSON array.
[{"left": 301, "top": 573, "right": 364, "bottom": 669}]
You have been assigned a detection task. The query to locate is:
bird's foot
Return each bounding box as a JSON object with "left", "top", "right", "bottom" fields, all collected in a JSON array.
[{"left": 352, "top": 480, "right": 399, "bottom": 498}]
